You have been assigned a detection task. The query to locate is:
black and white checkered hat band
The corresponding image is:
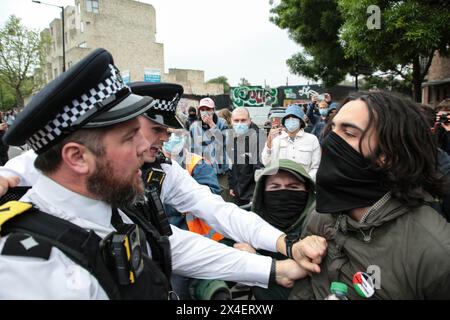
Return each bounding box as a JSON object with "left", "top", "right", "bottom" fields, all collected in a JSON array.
[
  {"left": 152, "top": 94, "right": 180, "bottom": 112},
  {"left": 27, "top": 64, "right": 129, "bottom": 152}
]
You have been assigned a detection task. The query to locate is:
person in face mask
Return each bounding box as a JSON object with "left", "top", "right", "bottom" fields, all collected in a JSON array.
[
  {"left": 227, "top": 107, "right": 265, "bottom": 206},
  {"left": 290, "top": 90, "right": 450, "bottom": 300},
  {"left": 184, "top": 107, "right": 198, "bottom": 130},
  {"left": 189, "top": 97, "right": 231, "bottom": 202},
  {"left": 233, "top": 159, "right": 316, "bottom": 299},
  {"left": 262, "top": 104, "right": 321, "bottom": 181},
  {"left": 162, "top": 129, "right": 224, "bottom": 299},
  {"left": 308, "top": 100, "right": 340, "bottom": 144}
]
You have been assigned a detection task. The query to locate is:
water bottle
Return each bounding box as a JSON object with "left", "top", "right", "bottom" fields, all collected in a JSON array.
[{"left": 325, "top": 282, "right": 348, "bottom": 300}]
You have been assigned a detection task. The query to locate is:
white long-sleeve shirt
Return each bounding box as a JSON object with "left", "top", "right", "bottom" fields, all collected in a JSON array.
[
  {"left": 0, "top": 175, "right": 272, "bottom": 299},
  {"left": 261, "top": 130, "right": 321, "bottom": 181},
  {"left": 0, "top": 150, "right": 283, "bottom": 252}
]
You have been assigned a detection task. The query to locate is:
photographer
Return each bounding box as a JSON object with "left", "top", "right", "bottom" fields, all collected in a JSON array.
[
  {"left": 435, "top": 98, "right": 450, "bottom": 156},
  {"left": 306, "top": 94, "right": 336, "bottom": 143}
]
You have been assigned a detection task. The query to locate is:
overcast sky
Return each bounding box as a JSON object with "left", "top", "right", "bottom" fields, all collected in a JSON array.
[{"left": 0, "top": 0, "right": 311, "bottom": 87}]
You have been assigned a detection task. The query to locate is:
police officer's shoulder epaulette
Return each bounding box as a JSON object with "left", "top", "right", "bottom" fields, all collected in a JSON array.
[
  {"left": 0, "top": 200, "right": 52, "bottom": 260},
  {"left": 0, "top": 201, "right": 33, "bottom": 230}
]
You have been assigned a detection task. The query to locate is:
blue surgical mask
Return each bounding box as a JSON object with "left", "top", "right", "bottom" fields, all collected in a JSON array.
[
  {"left": 284, "top": 118, "right": 300, "bottom": 133},
  {"left": 319, "top": 108, "right": 329, "bottom": 117},
  {"left": 163, "top": 134, "right": 185, "bottom": 155},
  {"left": 233, "top": 123, "right": 249, "bottom": 136}
]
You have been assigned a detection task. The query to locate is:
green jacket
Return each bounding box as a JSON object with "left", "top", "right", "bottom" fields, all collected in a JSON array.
[
  {"left": 251, "top": 159, "right": 316, "bottom": 299},
  {"left": 290, "top": 195, "right": 450, "bottom": 300}
]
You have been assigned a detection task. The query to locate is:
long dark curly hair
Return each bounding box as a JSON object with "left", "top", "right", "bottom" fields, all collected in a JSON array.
[{"left": 325, "top": 91, "right": 448, "bottom": 208}]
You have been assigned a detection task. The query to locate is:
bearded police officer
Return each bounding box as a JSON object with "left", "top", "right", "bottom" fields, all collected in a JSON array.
[
  {"left": 0, "top": 82, "right": 327, "bottom": 281},
  {"left": 0, "top": 49, "right": 315, "bottom": 299}
]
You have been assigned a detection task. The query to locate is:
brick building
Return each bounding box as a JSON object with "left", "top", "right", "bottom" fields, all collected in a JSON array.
[{"left": 422, "top": 51, "right": 450, "bottom": 107}]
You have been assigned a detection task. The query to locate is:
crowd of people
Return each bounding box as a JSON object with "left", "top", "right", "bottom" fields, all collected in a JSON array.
[{"left": 0, "top": 48, "right": 449, "bottom": 300}]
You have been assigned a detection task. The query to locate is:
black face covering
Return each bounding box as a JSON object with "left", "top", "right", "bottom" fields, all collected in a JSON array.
[
  {"left": 188, "top": 113, "right": 197, "bottom": 119},
  {"left": 316, "top": 131, "right": 389, "bottom": 214},
  {"left": 263, "top": 190, "right": 308, "bottom": 231}
]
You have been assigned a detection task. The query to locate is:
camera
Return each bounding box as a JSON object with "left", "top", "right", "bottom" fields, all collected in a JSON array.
[
  {"left": 439, "top": 113, "right": 449, "bottom": 124},
  {"left": 101, "top": 224, "right": 144, "bottom": 285}
]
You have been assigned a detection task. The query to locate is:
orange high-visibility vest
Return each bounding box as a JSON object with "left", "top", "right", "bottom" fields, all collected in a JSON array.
[{"left": 184, "top": 153, "right": 224, "bottom": 242}]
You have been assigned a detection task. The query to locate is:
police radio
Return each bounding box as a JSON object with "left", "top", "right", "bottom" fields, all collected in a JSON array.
[
  {"left": 140, "top": 161, "right": 172, "bottom": 236},
  {"left": 100, "top": 224, "right": 144, "bottom": 285}
]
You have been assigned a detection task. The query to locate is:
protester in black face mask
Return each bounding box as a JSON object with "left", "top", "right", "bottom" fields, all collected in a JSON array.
[
  {"left": 233, "top": 159, "right": 316, "bottom": 300},
  {"left": 184, "top": 106, "right": 198, "bottom": 130},
  {"left": 291, "top": 91, "right": 450, "bottom": 300}
]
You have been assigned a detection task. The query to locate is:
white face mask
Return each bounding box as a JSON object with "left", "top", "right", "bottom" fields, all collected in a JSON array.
[
  {"left": 284, "top": 118, "right": 300, "bottom": 133},
  {"left": 200, "top": 110, "right": 213, "bottom": 118}
]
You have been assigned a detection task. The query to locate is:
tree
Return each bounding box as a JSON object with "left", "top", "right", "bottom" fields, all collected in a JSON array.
[
  {"left": 207, "top": 76, "right": 231, "bottom": 93},
  {"left": 339, "top": 0, "right": 450, "bottom": 101},
  {"left": 360, "top": 73, "right": 413, "bottom": 97},
  {"left": 270, "top": 0, "right": 360, "bottom": 87},
  {"left": 0, "top": 15, "right": 48, "bottom": 109},
  {"left": 238, "top": 78, "right": 251, "bottom": 87},
  {"left": 0, "top": 76, "right": 17, "bottom": 111}
]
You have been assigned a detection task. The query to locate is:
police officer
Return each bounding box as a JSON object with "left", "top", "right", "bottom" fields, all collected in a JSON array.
[
  {"left": 0, "top": 84, "right": 327, "bottom": 278},
  {"left": 0, "top": 49, "right": 315, "bottom": 299},
  {"left": 130, "top": 82, "right": 327, "bottom": 275}
]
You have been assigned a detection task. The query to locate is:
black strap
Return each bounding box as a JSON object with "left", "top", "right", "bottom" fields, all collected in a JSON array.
[
  {"left": 0, "top": 186, "right": 31, "bottom": 203},
  {"left": 120, "top": 204, "right": 172, "bottom": 279},
  {"left": 111, "top": 207, "right": 126, "bottom": 230},
  {"left": 1, "top": 208, "right": 122, "bottom": 299},
  {"left": 2, "top": 233, "right": 52, "bottom": 260}
]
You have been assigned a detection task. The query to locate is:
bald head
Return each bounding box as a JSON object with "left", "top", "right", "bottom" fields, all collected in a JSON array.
[{"left": 232, "top": 107, "right": 251, "bottom": 125}]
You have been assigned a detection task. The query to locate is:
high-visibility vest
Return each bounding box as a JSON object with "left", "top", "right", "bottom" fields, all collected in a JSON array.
[{"left": 184, "top": 153, "right": 224, "bottom": 242}]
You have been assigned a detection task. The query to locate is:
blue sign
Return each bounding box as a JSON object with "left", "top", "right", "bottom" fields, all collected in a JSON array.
[{"left": 144, "top": 68, "right": 161, "bottom": 83}]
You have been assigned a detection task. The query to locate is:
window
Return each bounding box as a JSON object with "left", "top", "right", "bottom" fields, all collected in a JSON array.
[
  {"left": 86, "top": 0, "right": 99, "bottom": 13},
  {"left": 50, "top": 27, "right": 53, "bottom": 36},
  {"left": 80, "top": 21, "right": 84, "bottom": 33}
]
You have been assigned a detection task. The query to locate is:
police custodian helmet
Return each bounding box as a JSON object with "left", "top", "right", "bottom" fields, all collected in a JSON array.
[
  {"left": 3, "top": 48, "right": 155, "bottom": 154},
  {"left": 129, "top": 82, "right": 184, "bottom": 129}
]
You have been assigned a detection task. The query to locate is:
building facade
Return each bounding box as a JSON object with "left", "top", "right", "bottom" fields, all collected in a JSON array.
[
  {"left": 422, "top": 51, "right": 450, "bottom": 107},
  {"left": 42, "top": 0, "right": 223, "bottom": 95}
]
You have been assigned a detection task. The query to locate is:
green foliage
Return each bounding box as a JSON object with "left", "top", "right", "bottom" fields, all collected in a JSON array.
[
  {"left": 0, "top": 15, "right": 48, "bottom": 109},
  {"left": 207, "top": 76, "right": 230, "bottom": 93},
  {"left": 339, "top": 0, "right": 449, "bottom": 69},
  {"left": 338, "top": 0, "right": 450, "bottom": 100},
  {"left": 0, "top": 76, "right": 17, "bottom": 111},
  {"left": 270, "top": 0, "right": 358, "bottom": 87},
  {"left": 270, "top": 0, "right": 450, "bottom": 101},
  {"left": 361, "top": 73, "right": 413, "bottom": 97},
  {"left": 239, "top": 78, "right": 251, "bottom": 87}
]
